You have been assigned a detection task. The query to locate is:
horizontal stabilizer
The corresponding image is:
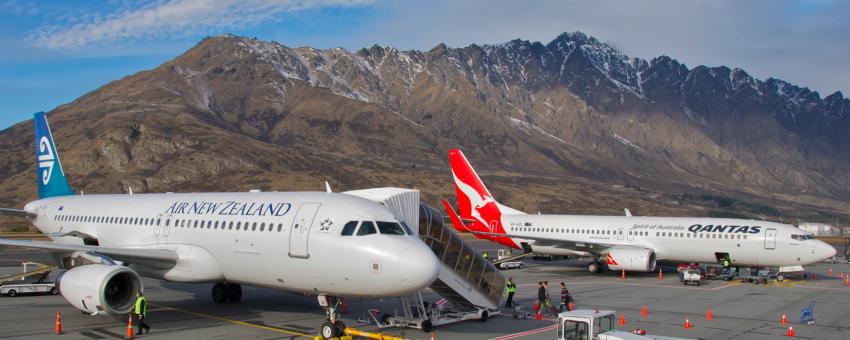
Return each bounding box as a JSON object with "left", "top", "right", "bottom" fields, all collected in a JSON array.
[{"left": 0, "top": 208, "right": 35, "bottom": 217}]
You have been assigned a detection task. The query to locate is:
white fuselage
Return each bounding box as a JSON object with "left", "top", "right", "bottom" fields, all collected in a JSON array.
[
  {"left": 501, "top": 214, "right": 835, "bottom": 267},
  {"left": 24, "top": 192, "right": 440, "bottom": 297}
]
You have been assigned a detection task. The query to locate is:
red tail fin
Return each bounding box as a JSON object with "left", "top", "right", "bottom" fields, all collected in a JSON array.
[
  {"left": 448, "top": 149, "right": 521, "bottom": 249},
  {"left": 449, "top": 149, "right": 501, "bottom": 225}
]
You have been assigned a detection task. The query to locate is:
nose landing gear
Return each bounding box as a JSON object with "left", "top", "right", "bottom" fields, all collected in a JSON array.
[{"left": 318, "top": 295, "right": 346, "bottom": 339}]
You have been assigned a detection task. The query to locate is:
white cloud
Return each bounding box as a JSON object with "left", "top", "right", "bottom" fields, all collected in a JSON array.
[{"left": 32, "top": 0, "right": 375, "bottom": 49}]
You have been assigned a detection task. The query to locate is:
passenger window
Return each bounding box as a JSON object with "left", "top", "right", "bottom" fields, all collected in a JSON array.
[
  {"left": 341, "top": 221, "right": 358, "bottom": 236},
  {"left": 377, "top": 222, "right": 406, "bottom": 235},
  {"left": 260, "top": 223, "right": 265, "bottom": 231},
  {"left": 357, "top": 221, "right": 377, "bottom": 236},
  {"left": 252, "top": 222, "right": 257, "bottom": 231},
  {"left": 277, "top": 223, "right": 282, "bottom": 232}
]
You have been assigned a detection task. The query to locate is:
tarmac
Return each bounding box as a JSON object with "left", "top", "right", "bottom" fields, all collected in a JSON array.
[{"left": 0, "top": 240, "right": 848, "bottom": 340}]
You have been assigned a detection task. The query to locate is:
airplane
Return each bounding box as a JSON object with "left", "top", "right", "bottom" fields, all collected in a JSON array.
[
  {"left": 0, "top": 112, "right": 441, "bottom": 339},
  {"left": 443, "top": 149, "right": 836, "bottom": 273}
]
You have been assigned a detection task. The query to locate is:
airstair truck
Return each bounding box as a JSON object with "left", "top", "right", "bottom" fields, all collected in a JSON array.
[{"left": 557, "top": 310, "right": 693, "bottom": 340}]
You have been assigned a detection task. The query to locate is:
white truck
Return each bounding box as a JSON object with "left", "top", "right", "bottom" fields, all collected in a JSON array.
[
  {"left": 557, "top": 309, "right": 693, "bottom": 340},
  {"left": 0, "top": 271, "right": 56, "bottom": 297}
]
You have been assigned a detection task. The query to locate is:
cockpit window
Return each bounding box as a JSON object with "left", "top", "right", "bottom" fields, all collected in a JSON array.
[
  {"left": 341, "top": 221, "right": 358, "bottom": 236},
  {"left": 377, "top": 221, "right": 406, "bottom": 235},
  {"left": 792, "top": 234, "right": 815, "bottom": 241},
  {"left": 399, "top": 221, "right": 414, "bottom": 235},
  {"left": 357, "top": 221, "right": 377, "bottom": 236}
]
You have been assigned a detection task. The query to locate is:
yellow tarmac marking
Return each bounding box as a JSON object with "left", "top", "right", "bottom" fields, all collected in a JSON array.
[{"left": 152, "top": 303, "right": 314, "bottom": 338}]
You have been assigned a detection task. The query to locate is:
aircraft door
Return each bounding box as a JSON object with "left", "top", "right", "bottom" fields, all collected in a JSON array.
[
  {"left": 162, "top": 214, "right": 171, "bottom": 237},
  {"left": 764, "top": 228, "right": 777, "bottom": 249},
  {"left": 617, "top": 228, "right": 624, "bottom": 240},
  {"left": 289, "top": 202, "right": 321, "bottom": 259},
  {"left": 627, "top": 229, "right": 635, "bottom": 241}
]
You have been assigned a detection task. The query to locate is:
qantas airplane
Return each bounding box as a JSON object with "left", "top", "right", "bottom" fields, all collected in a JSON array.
[
  {"left": 0, "top": 112, "right": 440, "bottom": 339},
  {"left": 443, "top": 149, "right": 835, "bottom": 273}
]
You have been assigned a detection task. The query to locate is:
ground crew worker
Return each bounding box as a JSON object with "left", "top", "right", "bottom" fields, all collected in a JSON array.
[
  {"left": 134, "top": 292, "right": 151, "bottom": 335},
  {"left": 482, "top": 251, "right": 489, "bottom": 260},
  {"left": 559, "top": 282, "right": 573, "bottom": 312},
  {"left": 722, "top": 256, "right": 731, "bottom": 268},
  {"left": 536, "top": 281, "right": 546, "bottom": 317},
  {"left": 504, "top": 278, "right": 517, "bottom": 308}
]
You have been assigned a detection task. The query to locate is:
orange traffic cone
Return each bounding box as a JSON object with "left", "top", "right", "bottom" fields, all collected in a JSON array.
[
  {"left": 658, "top": 269, "right": 663, "bottom": 280},
  {"left": 840, "top": 273, "right": 844, "bottom": 279},
  {"left": 619, "top": 314, "right": 625, "bottom": 325},
  {"left": 536, "top": 312, "right": 541, "bottom": 320},
  {"left": 684, "top": 318, "right": 692, "bottom": 329},
  {"left": 126, "top": 314, "right": 135, "bottom": 339},
  {"left": 621, "top": 270, "right": 626, "bottom": 279},
  {"left": 781, "top": 314, "right": 788, "bottom": 326},
  {"left": 812, "top": 273, "right": 817, "bottom": 279},
  {"left": 55, "top": 310, "right": 63, "bottom": 335},
  {"left": 844, "top": 277, "right": 849, "bottom": 286},
  {"left": 787, "top": 326, "right": 795, "bottom": 337},
  {"left": 827, "top": 268, "right": 833, "bottom": 275},
  {"left": 706, "top": 309, "right": 713, "bottom": 320},
  {"left": 568, "top": 302, "right": 574, "bottom": 311},
  {"left": 431, "top": 331, "right": 436, "bottom": 340},
  {"left": 641, "top": 306, "right": 647, "bottom": 317}
]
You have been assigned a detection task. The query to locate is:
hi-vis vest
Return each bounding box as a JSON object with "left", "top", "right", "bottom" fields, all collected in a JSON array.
[
  {"left": 506, "top": 282, "right": 516, "bottom": 293},
  {"left": 135, "top": 296, "right": 147, "bottom": 317}
]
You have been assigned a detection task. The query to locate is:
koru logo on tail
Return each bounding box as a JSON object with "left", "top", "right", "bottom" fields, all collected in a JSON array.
[{"left": 37, "top": 136, "right": 55, "bottom": 185}]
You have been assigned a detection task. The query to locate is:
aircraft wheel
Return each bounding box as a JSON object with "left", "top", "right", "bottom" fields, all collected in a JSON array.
[
  {"left": 480, "top": 310, "right": 489, "bottom": 322},
  {"left": 422, "top": 320, "right": 434, "bottom": 333},
  {"left": 50, "top": 287, "right": 58, "bottom": 295},
  {"left": 226, "top": 284, "right": 242, "bottom": 303},
  {"left": 212, "top": 283, "right": 227, "bottom": 303},
  {"left": 334, "top": 321, "right": 347, "bottom": 336},
  {"left": 6, "top": 290, "right": 17, "bottom": 297},
  {"left": 321, "top": 321, "right": 338, "bottom": 339}
]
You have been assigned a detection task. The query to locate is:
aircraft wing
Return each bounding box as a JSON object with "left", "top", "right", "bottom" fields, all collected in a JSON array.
[
  {"left": 0, "top": 208, "right": 35, "bottom": 217},
  {"left": 0, "top": 239, "right": 177, "bottom": 269}
]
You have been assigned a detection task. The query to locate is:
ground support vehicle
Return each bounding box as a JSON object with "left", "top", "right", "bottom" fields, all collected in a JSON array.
[
  {"left": 738, "top": 268, "right": 770, "bottom": 284},
  {"left": 557, "top": 309, "right": 693, "bottom": 340},
  {"left": 0, "top": 270, "right": 56, "bottom": 297},
  {"left": 681, "top": 269, "right": 702, "bottom": 286}
]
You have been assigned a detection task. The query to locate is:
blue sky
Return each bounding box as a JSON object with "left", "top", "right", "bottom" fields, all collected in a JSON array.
[{"left": 2, "top": 0, "right": 849, "bottom": 129}]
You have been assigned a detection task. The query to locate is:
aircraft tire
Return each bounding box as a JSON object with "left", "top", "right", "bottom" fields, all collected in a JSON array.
[
  {"left": 321, "top": 321, "right": 338, "bottom": 339},
  {"left": 212, "top": 283, "right": 227, "bottom": 303},
  {"left": 226, "top": 284, "right": 242, "bottom": 303}
]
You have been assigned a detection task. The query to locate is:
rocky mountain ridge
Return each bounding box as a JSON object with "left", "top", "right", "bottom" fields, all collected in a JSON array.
[{"left": 1, "top": 32, "right": 848, "bottom": 222}]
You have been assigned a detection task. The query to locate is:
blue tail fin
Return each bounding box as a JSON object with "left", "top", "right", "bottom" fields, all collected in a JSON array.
[{"left": 35, "top": 112, "right": 74, "bottom": 198}]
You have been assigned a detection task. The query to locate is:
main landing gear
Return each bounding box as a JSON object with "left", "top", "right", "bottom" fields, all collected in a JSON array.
[
  {"left": 318, "top": 295, "right": 347, "bottom": 339},
  {"left": 212, "top": 283, "right": 242, "bottom": 303},
  {"left": 588, "top": 261, "right": 602, "bottom": 273}
]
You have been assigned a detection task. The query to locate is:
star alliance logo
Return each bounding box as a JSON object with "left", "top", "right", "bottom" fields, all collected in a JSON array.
[{"left": 318, "top": 218, "right": 333, "bottom": 232}]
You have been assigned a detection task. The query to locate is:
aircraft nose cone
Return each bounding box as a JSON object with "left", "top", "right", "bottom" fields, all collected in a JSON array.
[
  {"left": 397, "top": 244, "right": 440, "bottom": 291},
  {"left": 821, "top": 242, "right": 837, "bottom": 260}
]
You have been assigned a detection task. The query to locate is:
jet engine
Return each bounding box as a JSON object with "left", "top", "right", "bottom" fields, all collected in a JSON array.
[
  {"left": 605, "top": 247, "right": 656, "bottom": 272},
  {"left": 56, "top": 264, "right": 143, "bottom": 315}
]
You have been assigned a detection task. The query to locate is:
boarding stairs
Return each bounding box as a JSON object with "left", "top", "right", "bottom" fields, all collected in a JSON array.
[{"left": 343, "top": 189, "right": 505, "bottom": 310}]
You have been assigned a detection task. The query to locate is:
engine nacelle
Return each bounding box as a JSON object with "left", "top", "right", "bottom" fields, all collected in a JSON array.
[
  {"left": 56, "top": 264, "right": 143, "bottom": 315},
  {"left": 605, "top": 247, "right": 656, "bottom": 272}
]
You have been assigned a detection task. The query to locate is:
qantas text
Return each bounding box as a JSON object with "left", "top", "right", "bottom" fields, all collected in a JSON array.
[{"left": 688, "top": 224, "right": 761, "bottom": 234}]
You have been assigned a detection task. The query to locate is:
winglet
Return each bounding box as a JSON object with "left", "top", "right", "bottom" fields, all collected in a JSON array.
[
  {"left": 624, "top": 208, "right": 632, "bottom": 217},
  {"left": 441, "top": 199, "right": 480, "bottom": 238},
  {"left": 325, "top": 181, "right": 332, "bottom": 193}
]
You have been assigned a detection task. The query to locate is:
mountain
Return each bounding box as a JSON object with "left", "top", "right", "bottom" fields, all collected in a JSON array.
[{"left": 2, "top": 32, "right": 849, "bottom": 223}]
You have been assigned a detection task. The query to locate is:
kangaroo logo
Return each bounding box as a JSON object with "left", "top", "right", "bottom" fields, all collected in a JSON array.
[
  {"left": 37, "top": 136, "right": 55, "bottom": 185},
  {"left": 452, "top": 172, "right": 495, "bottom": 228}
]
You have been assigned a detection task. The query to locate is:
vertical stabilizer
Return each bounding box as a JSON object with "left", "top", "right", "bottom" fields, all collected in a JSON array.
[{"left": 34, "top": 112, "right": 74, "bottom": 198}]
